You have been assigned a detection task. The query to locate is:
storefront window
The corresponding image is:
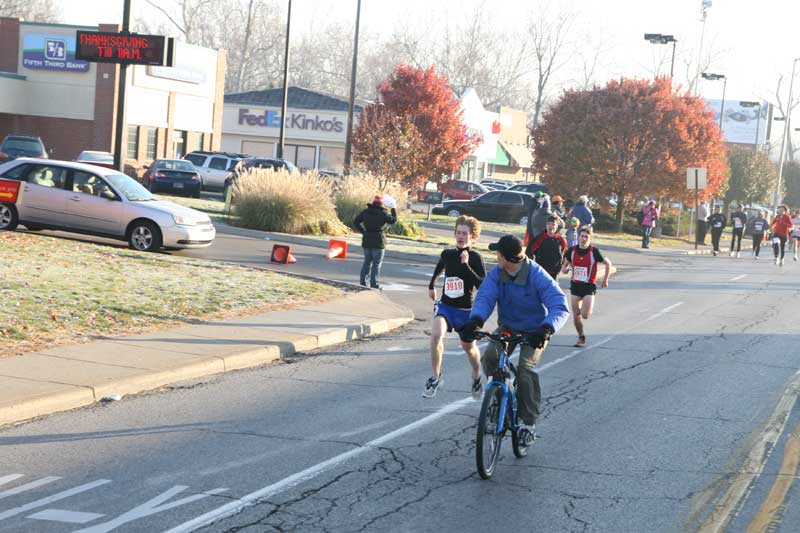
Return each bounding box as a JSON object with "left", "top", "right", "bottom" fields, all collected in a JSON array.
[
  {"left": 127, "top": 125, "right": 139, "bottom": 159},
  {"left": 172, "top": 130, "right": 187, "bottom": 158},
  {"left": 146, "top": 128, "right": 157, "bottom": 160},
  {"left": 296, "top": 146, "right": 316, "bottom": 170},
  {"left": 318, "top": 146, "right": 345, "bottom": 173}
]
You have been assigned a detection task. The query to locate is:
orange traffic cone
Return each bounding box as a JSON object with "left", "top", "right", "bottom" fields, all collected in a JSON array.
[
  {"left": 270, "top": 244, "right": 297, "bottom": 264},
  {"left": 326, "top": 239, "right": 348, "bottom": 259}
]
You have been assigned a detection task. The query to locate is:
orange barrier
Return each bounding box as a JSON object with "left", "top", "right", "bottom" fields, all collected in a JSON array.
[
  {"left": 326, "top": 239, "right": 348, "bottom": 259},
  {"left": 270, "top": 244, "right": 297, "bottom": 264}
]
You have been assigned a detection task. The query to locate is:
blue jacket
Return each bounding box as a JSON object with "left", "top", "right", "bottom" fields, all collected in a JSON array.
[
  {"left": 571, "top": 203, "right": 594, "bottom": 227},
  {"left": 470, "top": 259, "right": 570, "bottom": 333}
]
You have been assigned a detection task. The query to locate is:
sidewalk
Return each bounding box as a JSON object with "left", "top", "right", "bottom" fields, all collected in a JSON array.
[{"left": 0, "top": 290, "right": 413, "bottom": 426}]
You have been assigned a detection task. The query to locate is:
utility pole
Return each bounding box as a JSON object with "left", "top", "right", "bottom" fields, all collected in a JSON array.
[
  {"left": 343, "top": 0, "right": 362, "bottom": 175},
  {"left": 776, "top": 58, "right": 800, "bottom": 215},
  {"left": 277, "top": 0, "right": 292, "bottom": 160},
  {"left": 112, "top": 0, "right": 131, "bottom": 171}
]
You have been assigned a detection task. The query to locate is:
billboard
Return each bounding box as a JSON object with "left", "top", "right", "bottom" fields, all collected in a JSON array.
[
  {"left": 22, "top": 33, "right": 89, "bottom": 73},
  {"left": 705, "top": 99, "right": 769, "bottom": 145}
]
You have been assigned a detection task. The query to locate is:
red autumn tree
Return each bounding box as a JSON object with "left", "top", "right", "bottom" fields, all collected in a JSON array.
[
  {"left": 533, "top": 77, "right": 727, "bottom": 228},
  {"left": 353, "top": 64, "right": 478, "bottom": 189}
]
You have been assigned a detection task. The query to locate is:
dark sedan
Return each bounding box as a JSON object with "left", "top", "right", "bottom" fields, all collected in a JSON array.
[
  {"left": 142, "top": 159, "right": 202, "bottom": 197},
  {"left": 432, "top": 190, "right": 535, "bottom": 225}
]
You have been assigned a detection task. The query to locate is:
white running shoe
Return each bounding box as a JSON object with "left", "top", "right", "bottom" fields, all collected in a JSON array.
[
  {"left": 780, "top": 258, "right": 785, "bottom": 267},
  {"left": 736, "top": 252, "right": 741, "bottom": 258},
  {"left": 729, "top": 251, "right": 734, "bottom": 257}
]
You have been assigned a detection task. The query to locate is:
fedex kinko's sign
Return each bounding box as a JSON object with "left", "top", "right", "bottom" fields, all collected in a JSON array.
[{"left": 237, "top": 108, "right": 345, "bottom": 133}]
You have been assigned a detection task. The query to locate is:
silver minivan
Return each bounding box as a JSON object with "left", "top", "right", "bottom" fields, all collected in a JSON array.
[
  {"left": 0, "top": 158, "right": 215, "bottom": 252},
  {"left": 183, "top": 151, "right": 244, "bottom": 191}
]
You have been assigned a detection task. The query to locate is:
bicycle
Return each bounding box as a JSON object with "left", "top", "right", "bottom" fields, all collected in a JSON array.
[{"left": 474, "top": 331, "right": 536, "bottom": 480}]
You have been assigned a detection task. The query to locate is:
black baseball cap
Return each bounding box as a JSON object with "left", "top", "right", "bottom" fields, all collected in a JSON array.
[{"left": 488, "top": 234, "right": 524, "bottom": 263}]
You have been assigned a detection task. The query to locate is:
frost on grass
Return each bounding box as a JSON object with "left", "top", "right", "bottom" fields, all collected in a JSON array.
[{"left": 0, "top": 233, "right": 342, "bottom": 357}]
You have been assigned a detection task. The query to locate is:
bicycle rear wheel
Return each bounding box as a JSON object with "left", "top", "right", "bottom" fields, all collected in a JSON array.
[{"left": 476, "top": 383, "right": 505, "bottom": 479}]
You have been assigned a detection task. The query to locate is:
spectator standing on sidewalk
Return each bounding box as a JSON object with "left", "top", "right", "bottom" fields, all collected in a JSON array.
[
  {"left": 707, "top": 206, "right": 726, "bottom": 256},
  {"left": 552, "top": 195, "right": 567, "bottom": 222},
  {"left": 771, "top": 205, "right": 793, "bottom": 266},
  {"left": 640, "top": 199, "right": 660, "bottom": 249},
  {"left": 354, "top": 194, "right": 397, "bottom": 289},
  {"left": 571, "top": 195, "right": 595, "bottom": 229},
  {"left": 750, "top": 210, "right": 769, "bottom": 260},
  {"left": 696, "top": 201, "right": 709, "bottom": 245},
  {"left": 729, "top": 204, "right": 747, "bottom": 257}
]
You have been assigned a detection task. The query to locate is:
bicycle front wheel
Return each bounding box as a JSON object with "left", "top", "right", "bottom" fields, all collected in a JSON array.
[{"left": 476, "top": 383, "right": 505, "bottom": 479}]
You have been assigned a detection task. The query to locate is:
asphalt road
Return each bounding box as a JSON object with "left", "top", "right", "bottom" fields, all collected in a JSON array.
[{"left": 4, "top": 223, "right": 800, "bottom": 532}]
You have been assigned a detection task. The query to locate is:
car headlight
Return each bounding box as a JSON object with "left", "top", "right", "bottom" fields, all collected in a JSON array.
[{"left": 173, "top": 215, "right": 196, "bottom": 226}]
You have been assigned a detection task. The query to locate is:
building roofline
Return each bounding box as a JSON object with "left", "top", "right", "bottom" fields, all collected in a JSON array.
[{"left": 20, "top": 21, "right": 97, "bottom": 30}]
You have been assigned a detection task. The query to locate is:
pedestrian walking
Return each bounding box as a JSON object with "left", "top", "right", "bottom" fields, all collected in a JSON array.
[
  {"left": 526, "top": 215, "right": 568, "bottom": 279},
  {"left": 640, "top": 199, "right": 659, "bottom": 249},
  {"left": 561, "top": 226, "right": 612, "bottom": 348},
  {"left": 571, "top": 195, "right": 595, "bottom": 229},
  {"left": 791, "top": 210, "right": 800, "bottom": 261},
  {"left": 771, "top": 205, "right": 793, "bottom": 266},
  {"left": 750, "top": 210, "right": 769, "bottom": 259},
  {"left": 696, "top": 201, "right": 709, "bottom": 245},
  {"left": 707, "top": 206, "right": 726, "bottom": 256},
  {"left": 424, "top": 215, "right": 485, "bottom": 399},
  {"left": 729, "top": 204, "right": 747, "bottom": 257},
  {"left": 552, "top": 195, "right": 566, "bottom": 221},
  {"left": 354, "top": 194, "right": 397, "bottom": 289}
]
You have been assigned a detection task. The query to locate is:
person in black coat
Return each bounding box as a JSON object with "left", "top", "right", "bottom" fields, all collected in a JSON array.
[
  {"left": 707, "top": 206, "right": 726, "bottom": 256},
  {"left": 354, "top": 194, "right": 397, "bottom": 289}
]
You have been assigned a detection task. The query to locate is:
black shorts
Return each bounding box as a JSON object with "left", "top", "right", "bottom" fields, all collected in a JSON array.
[{"left": 570, "top": 282, "right": 597, "bottom": 298}]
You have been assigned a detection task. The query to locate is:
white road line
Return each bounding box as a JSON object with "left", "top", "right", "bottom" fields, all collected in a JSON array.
[
  {"left": 0, "top": 476, "right": 60, "bottom": 501},
  {"left": 166, "top": 302, "right": 684, "bottom": 533},
  {"left": 729, "top": 274, "right": 747, "bottom": 281},
  {"left": 27, "top": 509, "right": 104, "bottom": 524}
]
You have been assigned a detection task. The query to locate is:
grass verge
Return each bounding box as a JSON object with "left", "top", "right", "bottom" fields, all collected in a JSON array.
[{"left": 0, "top": 232, "right": 343, "bottom": 357}]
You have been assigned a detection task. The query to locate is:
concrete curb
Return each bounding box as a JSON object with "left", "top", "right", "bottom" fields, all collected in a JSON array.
[{"left": 0, "top": 292, "right": 414, "bottom": 427}]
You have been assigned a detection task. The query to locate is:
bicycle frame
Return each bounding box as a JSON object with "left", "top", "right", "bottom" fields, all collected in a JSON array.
[{"left": 486, "top": 339, "right": 521, "bottom": 436}]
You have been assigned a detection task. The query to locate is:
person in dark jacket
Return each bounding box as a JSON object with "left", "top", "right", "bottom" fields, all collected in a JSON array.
[
  {"left": 707, "top": 206, "right": 726, "bottom": 256},
  {"left": 571, "top": 195, "right": 594, "bottom": 228},
  {"left": 526, "top": 215, "right": 567, "bottom": 279},
  {"left": 729, "top": 205, "right": 747, "bottom": 257},
  {"left": 750, "top": 210, "right": 769, "bottom": 259},
  {"left": 354, "top": 194, "right": 397, "bottom": 288}
]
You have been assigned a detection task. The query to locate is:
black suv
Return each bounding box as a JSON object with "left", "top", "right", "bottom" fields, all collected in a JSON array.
[
  {"left": 0, "top": 135, "right": 48, "bottom": 162},
  {"left": 223, "top": 157, "right": 298, "bottom": 198}
]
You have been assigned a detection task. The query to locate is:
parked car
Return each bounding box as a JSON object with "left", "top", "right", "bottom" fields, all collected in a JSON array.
[
  {"left": 223, "top": 156, "right": 299, "bottom": 198},
  {"left": 0, "top": 158, "right": 215, "bottom": 252},
  {"left": 483, "top": 183, "right": 510, "bottom": 191},
  {"left": 0, "top": 135, "right": 48, "bottom": 162},
  {"left": 432, "top": 190, "right": 536, "bottom": 225},
  {"left": 439, "top": 179, "right": 488, "bottom": 201},
  {"left": 481, "top": 178, "right": 514, "bottom": 189},
  {"left": 75, "top": 150, "right": 114, "bottom": 169},
  {"left": 507, "top": 182, "right": 549, "bottom": 195},
  {"left": 142, "top": 159, "right": 202, "bottom": 197},
  {"left": 184, "top": 150, "right": 246, "bottom": 191}
]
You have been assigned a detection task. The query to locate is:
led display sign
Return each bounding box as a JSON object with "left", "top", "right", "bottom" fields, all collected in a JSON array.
[{"left": 75, "top": 31, "right": 174, "bottom": 66}]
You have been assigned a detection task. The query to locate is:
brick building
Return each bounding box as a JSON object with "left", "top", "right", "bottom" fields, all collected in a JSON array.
[{"left": 0, "top": 18, "right": 226, "bottom": 174}]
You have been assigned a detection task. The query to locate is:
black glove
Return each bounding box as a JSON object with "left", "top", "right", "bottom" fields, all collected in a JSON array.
[
  {"left": 526, "top": 325, "right": 554, "bottom": 349},
  {"left": 458, "top": 317, "right": 484, "bottom": 343}
]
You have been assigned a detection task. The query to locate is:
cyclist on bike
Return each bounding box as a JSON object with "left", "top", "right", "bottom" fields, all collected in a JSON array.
[
  {"left": 460, "top": 234, "right": 570, "bottom": 438},
  {"left": 424, "top": 215, "right": 486, "bottom": 399}
]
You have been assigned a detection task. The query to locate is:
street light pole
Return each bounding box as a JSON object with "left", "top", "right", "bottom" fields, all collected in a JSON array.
[
  {"left": 775, "top": 58, "right": 800, "bottom": 215},
  {"left": 112, "top": 0, "right": 132, "bottom": 171},
  {"left": 702, "top": 72, "right": 726, "bottom": 132},
  {"left": 277, "top": 0, "right": 292, "bottom": 160},
  {"left": 643, "top": 33, "right": 677, "bottom": 81},
  {"left": 740, "top": 101, "right": 762, "bottom": 154},
  {"left": 343, "top": 0, "right": 362, "bottom": 175}
]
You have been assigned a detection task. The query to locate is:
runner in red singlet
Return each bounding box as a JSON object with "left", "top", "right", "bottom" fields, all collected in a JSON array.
[{"left": 560, "top": 226, "right": 612, "bottom": 347}]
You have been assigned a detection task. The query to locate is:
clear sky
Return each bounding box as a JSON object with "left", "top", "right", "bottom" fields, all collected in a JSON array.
[{"left": 57, "top": 0, "right": 800, "bottom": 108}]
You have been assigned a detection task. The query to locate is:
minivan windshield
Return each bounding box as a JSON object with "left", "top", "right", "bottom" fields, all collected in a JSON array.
[
  {"left": 105, "top": 172, "right": 154, "bottom": 201},
  {"left": 3, "top": 138, "right": 43, "bottom": 153}
]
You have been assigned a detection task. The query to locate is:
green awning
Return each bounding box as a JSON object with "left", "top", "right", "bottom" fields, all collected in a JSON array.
[{"left": 487, "top": 142, "right": 510, "bottom": 166}]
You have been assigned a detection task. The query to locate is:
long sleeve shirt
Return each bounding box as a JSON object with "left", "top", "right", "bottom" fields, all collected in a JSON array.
[{"left": 428, "top": 248, "right": 485, "bottom": 309}]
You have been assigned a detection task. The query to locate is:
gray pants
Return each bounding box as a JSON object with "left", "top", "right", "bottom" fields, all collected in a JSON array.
[{"left": 481, "top": 332, "right": 545, "bottom": 426}]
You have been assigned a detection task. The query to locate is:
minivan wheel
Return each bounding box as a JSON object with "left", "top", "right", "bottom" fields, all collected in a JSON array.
[
  {"left": 519, "top": 215, "right": 528, "bottom": 226},
  {"left": 128, "top": 221, "right": 163, "bottom": 252},
  {"left": 447, "top": 209, "right": 462, "bottom": 217},
  {"left": 0, "top": 203, "right": 18, "bottom": 230}
]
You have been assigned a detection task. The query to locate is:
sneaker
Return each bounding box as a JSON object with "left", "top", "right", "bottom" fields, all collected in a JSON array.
[
  {"left": 775, "top": 257, "right": 780, "bottom": 265},
  {"left": 780, "top": 258, "right": 785, "bottom": 267},
  {"left": 729, "top": 251, "right": 735, "bottom": 257},
  {"left": 519, "top": 423, "right": 536, "bottom": 445},
  {"left": 755, "top": 255, "right": 759, "bottom": 260},
  {"left": 737, "top": 252, "right": 741, "bottom": 258},
  {"left": 470, "top": 376, "right": 482, "bottom": 399},
  {"left": 713, "top": 251, "right": 718, "bottom": 256},
  {"left": 794, "top": 256, "right": 798, "bottom": 262},
  {"left": 574, "top": 335, "right": 586, "bottom": 348},
  {"left": 422, "top": 375, "right": 442, "bottom": 399}
]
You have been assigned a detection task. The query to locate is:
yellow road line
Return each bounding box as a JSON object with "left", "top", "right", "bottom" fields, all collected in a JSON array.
[{"left": 747, "top": 426, "right": 800, "bottom": 533}]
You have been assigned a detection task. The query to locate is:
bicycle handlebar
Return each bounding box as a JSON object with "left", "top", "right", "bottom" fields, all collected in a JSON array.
[{"left": 473, "top": 331, "right": 529, "bottom": 345}]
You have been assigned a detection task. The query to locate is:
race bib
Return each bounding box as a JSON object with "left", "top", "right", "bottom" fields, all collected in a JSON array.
[
  {"left": 573, "top": 266, "right": 589, "bottom": 283},
  {"left": 754, "top": 223, "right": 763, "bottom": 231},
  {"left": 734, "top": 219, "right": 743, "bottom": 228},
  {"left": 773, "top": 237, "right": 781, "bottom": 245},
  {"left": 444, "top": 276, "right": 465, "bottom": 298},
  {"left": 714, "top": 222, "right": 722, "bottom": 228}
]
